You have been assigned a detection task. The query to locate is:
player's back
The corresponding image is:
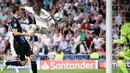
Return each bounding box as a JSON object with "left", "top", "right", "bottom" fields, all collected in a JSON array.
[
  {"left": 123, "top": 23, "right": 130, "bottom": 42},
  {"left": 120, "top": 22, "right": 130, "bottom": 40}
]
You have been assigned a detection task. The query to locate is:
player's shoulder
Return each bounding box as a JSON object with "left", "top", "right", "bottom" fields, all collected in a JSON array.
[
  {"left": 125, "top": 22, "right": 130, "bottom": 26},
  {"left": 10, "top": 16, "right": 19, "bottom": 27},
  {"left": 121, "top": 23, "right": 130, "bottom": 29},
  {"left": 10, "top": 17, "right": 17, "bottom": 24}
]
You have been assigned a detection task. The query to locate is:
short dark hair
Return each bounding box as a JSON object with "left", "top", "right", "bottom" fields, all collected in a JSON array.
[
  {"left": 12, "top": 5, "right": 19, "bottom": 14},
  {"left": 92, "top": 49, "right": 97, "bottom": 53},
  {"left": 125, "top": 12, "right": 130, "bottom": 22},
  {"left": 33, "top": 5, "right": 41, "bottom": 15}
]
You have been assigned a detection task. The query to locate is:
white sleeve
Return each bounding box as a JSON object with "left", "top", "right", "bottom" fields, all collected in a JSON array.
[
  {"left": 8, "top": 32, "right": 17, "bottom": 56},
  {"left": 11, "top": 50, "right": 17, "bottom": 57},
  {"left": 5, "top": 33, "right": 9, "bottom": 40},
  {"left": 5, "top": 37, "right": 9, "bottom": 40}
]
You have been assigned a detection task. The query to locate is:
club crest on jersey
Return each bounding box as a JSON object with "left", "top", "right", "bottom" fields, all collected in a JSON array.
[
  {"left": 14, "top": 23, "right": 17, "bottom": 27},
  {"left": 14, "top": 19, "right": 16, "bottom": 22}
]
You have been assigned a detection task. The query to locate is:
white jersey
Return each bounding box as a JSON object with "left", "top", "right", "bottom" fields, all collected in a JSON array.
[{"left": 23, "top": 7, "right": 55, "bottom": 28}]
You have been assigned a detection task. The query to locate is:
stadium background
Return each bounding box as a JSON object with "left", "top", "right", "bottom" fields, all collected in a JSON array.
[{"left": 0, "top": 0, "right": 130, "bottom": 73}]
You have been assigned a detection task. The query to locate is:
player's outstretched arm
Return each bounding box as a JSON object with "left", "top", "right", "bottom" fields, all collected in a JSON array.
[
  {"left": 12, "top": 29, "right": 34, "bottom": 36},
  {"left": 113, "top": 35, "right": 127, "bottom": 44},
  {"left": 113, "top": 24, "right": 128, "bottom": 44}
]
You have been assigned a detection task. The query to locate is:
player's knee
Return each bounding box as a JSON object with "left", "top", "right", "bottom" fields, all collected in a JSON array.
[
  {"left": 115, "top": 54, "right": 120, "bottom": 60},
  {"left": 20, "top": 62, "right": 26, "bottom": 66},
  {"left": 29, "top": 55, "right": 35, "bottom": 61},
  {"left": 115, "top": 54, "right": 124, "bottom": 61},
  {"left": 20, "top": 60, "right": 28, "bottom": 66},
  {"left": 13, "top": 56, "right": 18, "bottom": 60}
]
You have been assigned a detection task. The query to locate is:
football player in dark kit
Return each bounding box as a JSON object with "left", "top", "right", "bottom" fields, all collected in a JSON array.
[{"left": 1, "top": 5, "right": 37, "bottom": 73}]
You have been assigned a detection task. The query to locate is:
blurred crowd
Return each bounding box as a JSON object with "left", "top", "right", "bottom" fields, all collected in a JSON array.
[{"left": 0, "top": 0, "right": 129, "bottom": 61}]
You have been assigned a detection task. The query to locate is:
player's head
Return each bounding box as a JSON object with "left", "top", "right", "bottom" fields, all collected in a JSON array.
[
  {"left": 33, "top": 3, "right": 41, "bottom": 16},
  {"left": 12, "top": 5, "right": 20, "bottom": 15},
  {"left": 125, "top": 12, "right": 130, "bottom": 22},
  {"left": 92, "top": 49, "right": 97, "bottom": 53}
]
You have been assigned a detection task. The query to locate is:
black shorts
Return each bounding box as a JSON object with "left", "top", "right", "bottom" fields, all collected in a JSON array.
[{"left": 14, "top": 42, "right": 33, "bottom": 61}]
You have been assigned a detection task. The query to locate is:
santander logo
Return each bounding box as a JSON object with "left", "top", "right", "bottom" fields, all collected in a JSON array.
[
  {"left": 40, "top": 60, "right": 97, "bottom": 70},
  {"left": 41, "top": 61, "right": 50, "bottom": 70}
]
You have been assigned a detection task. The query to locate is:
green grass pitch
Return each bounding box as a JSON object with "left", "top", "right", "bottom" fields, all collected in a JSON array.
[{"left": 2, "top": 69, "right": 129, "bottom": 73}]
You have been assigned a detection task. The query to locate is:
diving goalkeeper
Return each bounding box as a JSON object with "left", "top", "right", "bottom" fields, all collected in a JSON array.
[{"left": 113, "top": 12, "right": 130, "bottom": 73}]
